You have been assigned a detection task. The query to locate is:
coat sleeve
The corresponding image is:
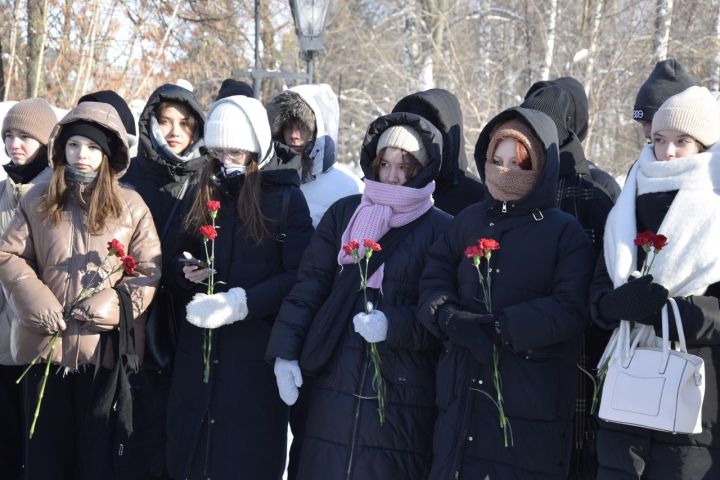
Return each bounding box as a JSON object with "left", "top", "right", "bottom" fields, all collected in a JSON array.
[
  {"left": 417, "top": 218, "right": 465, "bottom": 340},
  {"left": 0, "top": 200, "right": 64, "bottom": 333},
  {"left": 499, "top": 221, "right": 595, "bottom": 352},
  {"left": 265, "top": 200, "right": 344, "bottom": 361},
  {"left": 74, "top": 200, "right": 163, "bottom": 331},
  {"left": 666, "top": 284, "right": 720, "bottom": 345},
  {"left": 589, "top": 247, "right": 619, "bottom": 330},
  {"left": 384, "top": 304, "right": 441, "bottom": 351},
  {"left": 244, "top": 188, "right": 314, "bottom": 322}
]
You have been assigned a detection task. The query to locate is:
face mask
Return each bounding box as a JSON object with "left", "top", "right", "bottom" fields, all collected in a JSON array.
[{"left": 221, "top": 164, "right": 246, "bottom": 177}]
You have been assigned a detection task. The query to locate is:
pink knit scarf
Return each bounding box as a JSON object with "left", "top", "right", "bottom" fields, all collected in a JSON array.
[{"left": 337, "top": 179, "right": 435, "bottom": 289}]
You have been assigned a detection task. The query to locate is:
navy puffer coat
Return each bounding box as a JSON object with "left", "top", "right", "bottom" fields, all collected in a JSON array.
[
  {"left": 418, "top": 107, "right": 595, "bottom": 479},
  {"left": 266, "top": 112, "right": 451, "bottom": 480}
]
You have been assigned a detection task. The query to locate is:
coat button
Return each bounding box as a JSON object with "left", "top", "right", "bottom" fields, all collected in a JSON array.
[
  {"left": 213, "top": 359, "right": 219, "bottom": 364},
  {"left": 489, "top": 222, "right": 495, "bottom": 227},
  {"left": 468, "top": 436, "right": 473, "bottom": 441},
  {"left": 210, "top": 418, "right": 215, "bottom": 424}
]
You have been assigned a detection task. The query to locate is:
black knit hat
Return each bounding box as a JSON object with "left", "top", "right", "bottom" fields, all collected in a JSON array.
[
  {"left": 57, "top": 121, "right": 116, "bottom": 159},
  {"left": 78, "top": 90, "right": 136, "bottom": 136},
  {"left": 216, "top": 78, "right": 254, "bottom": 100},
  {"left": 633, "top": 59, "right": 696, "bottom": 123},
  {"left": 521, "top": 76, "right": 589, "bottom": 145}
]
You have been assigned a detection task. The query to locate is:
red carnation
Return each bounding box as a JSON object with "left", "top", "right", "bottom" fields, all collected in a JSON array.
[
  {"left": 479, "top": 238, "right": 500, "bottom": 253},
  {"left": 363, "top": 239, "right": 382, "bottom": 252},
  {"left": 464, "top": 245, "right": 482, "bottom": 259},
  {"left": 206, "top": 200, "right": 221, "bottom": 212},
  {"left": 652, "top": 234, "right": 668, "bottom": 252},
  {"left": 342, "top": 240, "right": 360, "bottom": 256},
  {"left": 122, "top": 256, "right": 137, "bottom": 275},
  {"left": 107, "top": 239, "right": 125, "bottom": 258},
  {"left": 634, "top": 230, "right": 655, "bottom": 248},
  {"left": 199, "top": 225, "right": 218, "bottom": 241}
]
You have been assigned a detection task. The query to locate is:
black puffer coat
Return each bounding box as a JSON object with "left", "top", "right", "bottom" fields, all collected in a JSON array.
[
  {"left": 591, "top": 190, "right": 720, "bottom": 480},
  {"left": 393, "top": 88, "right": 485, "bottom": 215},
  {"left": 418, "top": 107, "right": 595, "bottom": 479},
  {"left": 122, "top": 83, "right": 208, "bottom": 371},
  {"left": 266, "top": 112, "right": 451, "bottom": 480},
  {"left": 166, "top": 163, "right": 313, "bottom": 480}
]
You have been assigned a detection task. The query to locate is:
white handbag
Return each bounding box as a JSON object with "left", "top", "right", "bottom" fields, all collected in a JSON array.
[{"left": 599, "top": 297, "right": 705, "bottom": 434}]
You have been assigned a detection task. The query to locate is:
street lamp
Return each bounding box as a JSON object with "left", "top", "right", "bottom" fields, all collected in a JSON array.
[{"left": 289, "top": 0, "right": 331, "bottom": 84}]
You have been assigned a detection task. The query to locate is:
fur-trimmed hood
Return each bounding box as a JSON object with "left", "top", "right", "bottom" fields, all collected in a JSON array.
[
  {"left": 48, "top": 101, "right": 130, "bottom": 177},
  {"left": 267, "top": 84, "right": 339, "bottom": 178}
]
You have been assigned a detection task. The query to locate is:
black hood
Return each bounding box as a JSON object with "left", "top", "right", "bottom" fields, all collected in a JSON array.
[
  {"left": 522, "top": 76, "right": 589, "bottom": 144},
  {"left": 136, "top": 84, "right": 207, "bottom": 178},
  {"left": 392, "top": 88, "right": 472, "bottom": 190},
  {"left": 360, "top": 112, "right": 443, "bottom": 189},
  {"left": 474, "top": 107, "right": 559, "bottom": 212}
]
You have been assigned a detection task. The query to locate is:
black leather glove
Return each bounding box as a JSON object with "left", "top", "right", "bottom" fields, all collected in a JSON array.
[
  {"left": 597, "top": 275, "right": 668, "bottom": 322},
  {"left": 437, "top": 304, "right": 498, "bottom": 362}
]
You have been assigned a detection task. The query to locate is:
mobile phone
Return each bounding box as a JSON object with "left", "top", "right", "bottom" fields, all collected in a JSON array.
[{"left": 178, "top": 257, "right": 207, "bottom": 267}]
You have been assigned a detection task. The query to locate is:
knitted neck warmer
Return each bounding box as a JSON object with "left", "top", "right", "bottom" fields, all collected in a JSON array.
[
  {"left": 484, "top": 119, "right": 543, "bottom": 201},
  {"left": 65, "top": 166, "right": 98, "bottom": 186},
  {"left": 337, "top": 179, "right": 435, "bottom": 289}
]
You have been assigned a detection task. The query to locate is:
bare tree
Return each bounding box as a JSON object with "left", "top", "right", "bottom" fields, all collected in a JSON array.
[
  {"left": 653, "top": 0, "right": 673, "bottom": 62},
  {"left": 26, "top": 0, "right": 49, "bottom": 97},
  {"left": 540, "top": 0, "right": 558, "bottom": 80}
]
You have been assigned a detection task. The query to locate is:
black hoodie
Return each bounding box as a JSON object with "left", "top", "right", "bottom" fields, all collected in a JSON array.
[{"left": 392, "top": 89, "right": 485, "bottom": 215}]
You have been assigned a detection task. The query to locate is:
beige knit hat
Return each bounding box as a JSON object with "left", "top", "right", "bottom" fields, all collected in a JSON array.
[
  {"left": 2, "top": 98, "right": 58, "bottom": 145},
  {"left": 376, "top": 125, "right": 429, "bottom": 166},
  {"left": 651, "top": 86, "right": 720, "bottom": 147}
]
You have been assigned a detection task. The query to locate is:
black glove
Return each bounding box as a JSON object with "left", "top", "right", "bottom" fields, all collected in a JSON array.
[
  {"left": 598, "top": 275, "right": 668, "bottom": 322},
  {"left": 437, "top": 304, "right": 498, "bottom": 362}
]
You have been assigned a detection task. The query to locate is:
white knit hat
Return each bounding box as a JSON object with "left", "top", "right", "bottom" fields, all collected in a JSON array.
[
  {"left": 205, "top": 95, "right": 271, "bottom": 156},
  {"left": 651, "top": 86, "right": 720, "bottom": 147},
  {"left": 376, "top": 125, "right": 429, "bottom": 166}
]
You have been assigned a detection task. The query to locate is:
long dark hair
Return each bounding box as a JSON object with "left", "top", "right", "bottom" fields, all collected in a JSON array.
[
  {"left": 41, "top": 152, "right": 123, "bottom": 234},
  {"left": 184, "top": 156, "right": 270, "bottom": 244}
]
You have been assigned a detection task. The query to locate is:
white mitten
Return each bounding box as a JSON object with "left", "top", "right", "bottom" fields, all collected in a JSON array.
[
  {"left": 352, "top": 310, "right": 388, "bottom": 343},
  {"left": 274, "top": 358, "right": 303, "bottom": 406},
  {"left": 186, "top": 287, "right": 248, "bottom": 329}
]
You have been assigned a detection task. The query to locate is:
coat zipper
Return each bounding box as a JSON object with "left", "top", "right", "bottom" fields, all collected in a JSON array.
[
  {"left": 450, "top": 365, "right": 479, "bottom": 479},
  {"left": 501, "top": 201, "right": 507, "bottom": 213},
  {"left": 346, "top": 350, "right": 371, "bottom": 480}
]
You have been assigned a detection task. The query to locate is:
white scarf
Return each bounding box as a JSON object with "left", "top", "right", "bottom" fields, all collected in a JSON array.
[{"left": 604, "top": 143, "right": 720, "bottom": 297}]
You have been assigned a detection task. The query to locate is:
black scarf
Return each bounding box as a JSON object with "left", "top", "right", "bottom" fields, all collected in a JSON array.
[{"left": 3, "top": 147, "right": 49, "bottom": 185}]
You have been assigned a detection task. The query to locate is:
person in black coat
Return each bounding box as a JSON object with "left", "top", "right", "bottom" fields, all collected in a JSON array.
[
  {"left": 591, "top": 86, "right": 720, "bottom": 479},
  {"left": 418, "top": 107, "right": 595, "bottom": 479},
  {"left": 166, "top": 95, "right": 313, "bottom": 480},
  {"left": 392, "top": 88, "right": 485, "bottom": 215},
  {"left": 265, "top": 112, "right": 451, "bottom": 480},
  {"left": 522, "top": 76, "right": 617, "bottom": 477},
  {"left": 120, "top": 83, "right": 207, "bottom": 479}
]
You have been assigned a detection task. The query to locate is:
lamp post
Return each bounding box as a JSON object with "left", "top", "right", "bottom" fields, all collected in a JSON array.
[
  {"left": 233, "top": 0, "right": 331, "bottom": 99},
  {"left": 289, "top": 0, "right": 331, "bottom": 84}
]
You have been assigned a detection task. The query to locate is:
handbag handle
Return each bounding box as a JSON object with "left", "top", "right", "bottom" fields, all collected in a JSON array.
[{"left": 659, "top": 297, "right": 686, "bottom": 374}]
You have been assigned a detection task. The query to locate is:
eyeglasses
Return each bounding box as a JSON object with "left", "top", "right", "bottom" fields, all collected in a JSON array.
[{"left": 207, "top": 148, "right": 250, "bottom": 162}]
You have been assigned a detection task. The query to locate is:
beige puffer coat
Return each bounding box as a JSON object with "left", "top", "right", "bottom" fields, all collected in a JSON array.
[
  {"left": 0, "top": 166, "right": 52, "bottom": 365},
  {"left": 0, "top": 102, "right": 161, "bottom": 370}
]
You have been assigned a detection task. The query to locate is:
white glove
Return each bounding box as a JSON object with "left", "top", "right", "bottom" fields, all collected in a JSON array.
[
  {"left": 353, "top": 310, "right": 388, "bottom": 343},
  {"left": 274, "top": 358, "right": 303, "bottom": 406},
  {"left": 186, "top": 287, "right": 248, "bottom": 329}
]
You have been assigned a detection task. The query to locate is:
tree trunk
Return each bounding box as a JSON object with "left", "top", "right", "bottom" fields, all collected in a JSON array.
[
  {"left": 653, "top": 0, "right": 674, "bottom": 62},
  {"left": 539, "top": 0, "right": 558, "bottom": 81},
  {"left": 27, "top": 0, "right": 49, "bottom": 98},
  {"left": 710, "top": 3, "right": 720, "bottom": 91}
]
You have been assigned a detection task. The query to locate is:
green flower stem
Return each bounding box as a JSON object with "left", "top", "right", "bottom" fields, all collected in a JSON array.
[
  {"left": 201, "top": 215, "right": 218, "bottom": 384},
  {"left": 369, "top": 343, "right": 385, "bottom": 426},
  {"left": 28, "top": 331, "right": 59, "bottom": 439}
]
